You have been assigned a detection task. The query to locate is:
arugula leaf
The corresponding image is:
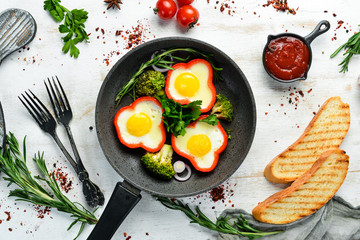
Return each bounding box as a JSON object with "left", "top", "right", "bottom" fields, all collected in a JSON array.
[
  {"left": 44, "top": 0, "right": 89, "bottom": 58},
  {"left": 198, "top": 114, "right": 219, "bottom": 126},
  {"left": 157, "top": 96, "right": 202, "bottom": 137}
]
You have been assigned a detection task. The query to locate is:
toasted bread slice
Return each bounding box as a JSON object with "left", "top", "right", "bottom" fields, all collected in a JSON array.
[
  {"left": 253, "top": 149, "right": 349, "bottom": 224},
  {"left": 264, "top": 96, "right": 350, "bottom": 183}
]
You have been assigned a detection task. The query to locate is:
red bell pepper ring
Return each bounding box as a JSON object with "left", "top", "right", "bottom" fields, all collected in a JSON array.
[
  {"left": 171, "top": 115, "right": 228, "bottom": 172},
  {"left": 165, "top": 59, "right": 216, "bottom": 113},
  {"left": 114, "top": 96, "right": 166, "bottom": 152}
]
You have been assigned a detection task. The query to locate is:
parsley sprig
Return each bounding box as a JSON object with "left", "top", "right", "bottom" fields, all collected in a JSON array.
[
  {"left": 330, "top": 25, "right": 360, "bottom": 73},
  {"left": 157, "top": 96, "right": 218, "bottom": 137},
  {"left": 44, "top": 0, "right": 89, "bottom": 58},
  {"left": 157, "top": 197, "right": 282, "bottom": 240},
  {"left": 0, "top": 133, "right": 98, "bottom": 240}
]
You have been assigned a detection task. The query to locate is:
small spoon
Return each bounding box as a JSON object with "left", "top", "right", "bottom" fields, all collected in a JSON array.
[
  {"left": 0, "top": 8, "right": 37, "bottom": 64},
  {"left": 0, "top": 102, "right": 5, "bottom": 155}
]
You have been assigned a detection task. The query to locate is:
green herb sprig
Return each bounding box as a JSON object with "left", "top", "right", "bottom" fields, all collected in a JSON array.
[
  {"left": 156, "top": 96, "right": 218, "bottom": 137},
  {"left": 157, "top": 197, "right": 281, "bottom": 239},
  {"left": 115, "top": 48, "right": 223, "bottom": 105},
  {"left": 44, "top": 0, "right": 89, "bottom": 58},
  {"left": 330, "top": 26, "right": 360, "bottom": 73},
  {"left": 0, "top": 133, "right": 98, "bottom": 240}
]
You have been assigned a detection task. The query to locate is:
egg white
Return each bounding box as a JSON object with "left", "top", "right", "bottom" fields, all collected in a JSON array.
[
  {"left": 115, "top": 100, "right": 163, "bottom": 149},
  {"left": 167, "top": 62, "right": 214, "bottom": 111},
  {"left": 173, "top": 122, "right": 225, "bottom": 169}
]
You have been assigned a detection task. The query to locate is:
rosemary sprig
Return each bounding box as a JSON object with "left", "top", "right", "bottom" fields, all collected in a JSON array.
[
  {"left": 330, "top": 25, "right": 360, "bottom": 73},
  {"left": 0, "top": 133, "right": 98, "bottom": 240},
  {"left": 157, "top": 197, "right": 281, "bottom": 239},
  {"left": 115, "top": 48, "right": 223, "bottom": 106}
]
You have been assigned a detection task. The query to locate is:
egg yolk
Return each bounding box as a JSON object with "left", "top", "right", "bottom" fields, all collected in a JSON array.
[
  {"left": 126, "top": 112, "right": 152, "bottom": 137},
  {"left": 174, "top": 72, "right": 200, "bottom": 97},
  {"left": 187, "top": 134, "right": 211, "bottom": 157}
]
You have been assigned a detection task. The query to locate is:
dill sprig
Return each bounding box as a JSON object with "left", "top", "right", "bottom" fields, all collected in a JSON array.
[
  {"left": 330, "top": 25, "right": 360, "bottom": 73},
  {"left": 0, "top": 133, "right": 98, "bottom": 240},
  {"left": 156, "top": 197, "right": 281, "bottom": 239},
  {"left": 115, "top": 48, "right": 223, "bottom": 106}
]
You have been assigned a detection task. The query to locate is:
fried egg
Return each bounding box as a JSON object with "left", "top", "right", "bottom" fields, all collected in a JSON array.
[
  {"left": 114, "top": 97, "right": 166, "bottom": 152},
  {"left": 171, "top": 116, "right": 228, "bottom": 172},
  {"left": 165, "top": 59, "right": 216, "bottom": 112}
]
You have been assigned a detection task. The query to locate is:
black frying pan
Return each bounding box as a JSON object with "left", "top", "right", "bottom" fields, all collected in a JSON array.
[{"left": 89, "top": 37, "right": 256, "bottom": 240}]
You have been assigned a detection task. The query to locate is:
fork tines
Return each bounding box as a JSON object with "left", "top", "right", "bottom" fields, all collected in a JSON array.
[
  {"left": 45, "top": 76, "right": 71, "bottom": 118},
  {"left": 18, "top": 90, "right": 56, "bottom": 129}
]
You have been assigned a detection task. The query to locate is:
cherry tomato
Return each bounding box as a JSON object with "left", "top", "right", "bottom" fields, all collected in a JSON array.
[
  {"left": 154, "top": 0, "right": 177, "bottom": 20},
  {"left": 176, "top": 5, "right": 199, "bottom": 29},
  {"left": 177, "top": 0, "right": 194, "bottom": 6}
]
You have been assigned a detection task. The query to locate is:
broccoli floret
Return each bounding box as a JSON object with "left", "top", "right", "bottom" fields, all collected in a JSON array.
[
  {"left": 141, "top": 144, "right": 175, "bottom": 180},
  {"left": 211, "top": 94, "right": 234, "bottom": 122},
  {"left": 135, "top": 70, "right": 166, "bottom": 97}
]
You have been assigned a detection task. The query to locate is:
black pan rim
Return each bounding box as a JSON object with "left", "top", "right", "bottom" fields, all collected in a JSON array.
[{"left": 95, "top": 36, "right": 257, "bottom": 197}]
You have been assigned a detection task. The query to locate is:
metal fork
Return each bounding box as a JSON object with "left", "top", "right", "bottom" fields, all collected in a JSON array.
[
  {"left": 19, "top": 91, "right": 77, "bottom": 170},
  {"left": 44, "top": 77, "right": 104, "bottom": 207},
  {"left": 19, "top": 88, "right": 104, "bottom": 208}
]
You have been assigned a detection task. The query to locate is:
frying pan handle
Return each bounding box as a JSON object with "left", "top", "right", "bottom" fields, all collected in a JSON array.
[
  {"left": 304, "top": 20, "right": 330, "bottom": 45},
  {"left": 87, "top": 181, "right": 141, "bottom": 240}
]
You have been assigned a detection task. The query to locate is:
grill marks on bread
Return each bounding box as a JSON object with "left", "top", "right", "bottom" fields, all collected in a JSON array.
[
  {"left": 253, "top": 149, "right": 349, "bottom": 224},
  {"left": 264, "top": 97, "right": 350, "bottom": 183}
]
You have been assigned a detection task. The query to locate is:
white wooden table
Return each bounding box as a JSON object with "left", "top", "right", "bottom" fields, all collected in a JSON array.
[{"left": 0, "top": 0, "right": 359, "bottom": 239}]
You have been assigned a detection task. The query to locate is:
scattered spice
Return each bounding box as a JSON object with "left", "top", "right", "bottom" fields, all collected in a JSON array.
[
  {"left": 115, "top": 20, "right": 155, "bottom": 50},
  {"left": 263, "top": 0, "right": 297, "bottom": 15},
  {"left": 5, "top": 211, "right": 11, "bottom": 221},
  {"left": 207, "top": 0, "right": 237, "bottom": 16},
  {"left": 35, "top": 205, "right": 51, "bottom": 219},
  {"left": 50, "top": 168, "right": 73, "bottom": 193},
  {"left": 210, "top": 186, "right": 225, "bottom": 202}
]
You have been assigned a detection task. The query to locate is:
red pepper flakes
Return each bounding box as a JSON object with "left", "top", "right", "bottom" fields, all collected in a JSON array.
[
  {"left": 35, "top": 205, "right": 51, "bottom": 219},
  {"left": 8, "top": 228, "right": 12, "bottom": 232},
  {"left": 210, "top": 186, "right": 225, "bottom": 202},
  {"left": 125, "top": 237, "right": 131, "bottom": 240},
  {"left": 263, "top": 0, "right": 297, "bottom": 15},
  {"left": 50, "top": 168, "right": 73, "bottom": 193},
  {"left": 208, "top": 0, "right": 237, "bottom": 16},
  {"left": 5, "top": 211, "right": 11, "bottom": 221}
]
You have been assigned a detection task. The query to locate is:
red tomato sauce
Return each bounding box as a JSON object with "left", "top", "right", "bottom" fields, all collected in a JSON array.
[{"left": 264, "top": 36, "right": 310, "bottom": 80}]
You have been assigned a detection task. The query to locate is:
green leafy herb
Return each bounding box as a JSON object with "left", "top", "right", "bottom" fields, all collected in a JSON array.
[
  {"left": 115, "top": 48, "right": 223, "bottom": 105},
  {"left": 330, "top": 26, "right": 360, "bottom": 73},
  {"left": 198, "top": 114, "right": 219, "bottom": 126},
  {"left": 0, "top": 133, "right": 98, "bottom": 240},
  {"left": 44, "top": 0, "right": 89, "bottom": 58},
  {"left": 156, "top": 96, "right": 202, "bottom": 137},
  {"left": 157, "top": 197, "right": 281, "bottom": 240}
]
